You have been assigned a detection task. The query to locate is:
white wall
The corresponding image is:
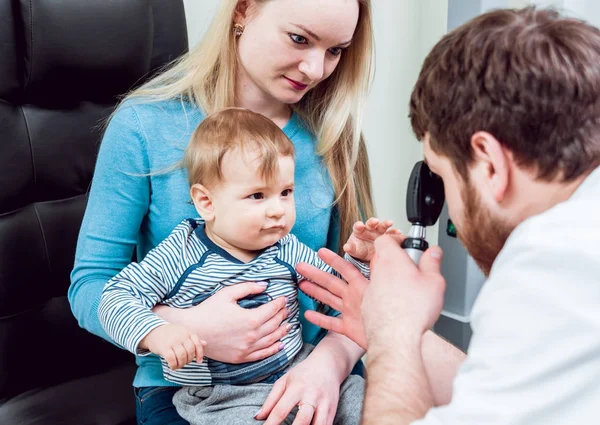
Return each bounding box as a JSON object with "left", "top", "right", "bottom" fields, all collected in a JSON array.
[
  {"left": 182, "top": 0, "right": 449, "bottom": 241},
  {"left": 183, "top": 0, "right": 220, "bottom": 48},
  {"left": 528, "top": 0, "right": 600, "bottom": 27},
  {"left": 364, "top": 0, "right": 447, "bottom": 243}
]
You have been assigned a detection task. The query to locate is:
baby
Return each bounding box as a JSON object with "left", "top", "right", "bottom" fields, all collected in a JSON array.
[{"left": 99, "top": 108, "right": 393, "bottom": 424}]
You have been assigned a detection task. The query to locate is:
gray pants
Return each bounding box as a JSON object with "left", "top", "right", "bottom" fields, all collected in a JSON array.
[{"left": 173, "top": 344, "right": 364, "bottom": 425}]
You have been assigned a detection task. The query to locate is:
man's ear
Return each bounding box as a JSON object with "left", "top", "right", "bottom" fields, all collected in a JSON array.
[
  {"left": 470, "top": 131, "right": 510, "bottom": 203},
  {"left": 190, "top": 184, "right": 215, "bottom": 222}
]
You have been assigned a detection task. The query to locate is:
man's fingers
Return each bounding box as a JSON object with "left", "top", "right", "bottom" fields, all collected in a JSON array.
[
  {"left": 303, "top": 310, "right": 344, "bottom": 334},
  {"left": 316, "top": 248, "right": 368, "bottom": 286},
  {"left": 296, "top": 260, "right": 347, "bottom": 298},
  {"left": 298, "top": 280, "right": 343, "bottom": 311},
  {"left": 373, "top": 234, "right": 416, "bottom": 269},
  {"left": 419, "top": 246, "right": 444, "bottom": 274},
  {"left": 387, "top": 232, "right": 407, "bottom": 245}
]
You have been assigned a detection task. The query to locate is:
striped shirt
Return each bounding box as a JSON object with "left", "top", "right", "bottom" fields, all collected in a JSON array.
[{"left": 99, "top": 218, "right": 369, "bottom": 386}]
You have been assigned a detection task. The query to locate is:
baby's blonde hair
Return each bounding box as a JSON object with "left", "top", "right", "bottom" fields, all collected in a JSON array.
[{"left": 184, "top": 108, "right": 295, "bottom": 188}]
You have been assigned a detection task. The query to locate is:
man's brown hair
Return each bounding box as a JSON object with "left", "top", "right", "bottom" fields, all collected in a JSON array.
[{"left": 410, "top": 7, "right": 600, "bottom": 182}]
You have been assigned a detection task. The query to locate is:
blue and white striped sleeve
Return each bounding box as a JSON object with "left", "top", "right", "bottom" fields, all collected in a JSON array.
[
  {"left": 98, "top": 221, "right": 195, "bottom": 355},
  {"left": 344, "top": 255, "right": 370, "bottom": 280}
]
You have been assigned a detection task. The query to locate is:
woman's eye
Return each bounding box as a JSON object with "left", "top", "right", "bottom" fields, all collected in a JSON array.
[
  {"left": 249, "top": 193, "right": 264, "bottom": 200},
  {"left": 328, "top": 47, "right": 343, "bottom": 57},
  {"left": 289, "top": 33, "right": 308, "bottom": 45},
  {"left": 281, "top": 189, "right": 293, "bottom": 197}
]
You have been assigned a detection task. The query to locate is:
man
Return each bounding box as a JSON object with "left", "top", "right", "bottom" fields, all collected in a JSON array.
[{"left": 296, "top": 7, "right": 600, "bottom": 425}]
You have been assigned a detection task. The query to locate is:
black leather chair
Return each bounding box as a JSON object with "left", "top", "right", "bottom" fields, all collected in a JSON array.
[{"left": 0, "top": 1, "right": 188, "bottom": 423}]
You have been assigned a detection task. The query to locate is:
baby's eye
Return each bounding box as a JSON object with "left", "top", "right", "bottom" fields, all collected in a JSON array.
[
  {"left": 249, "top": 193, "right": 264, "bottom": 200},
  {"left": 281, "top": 189, "right": 293, "bottom": 197},
  {"left": 289, "top": 33, "right": 308, "bottom": 45}
]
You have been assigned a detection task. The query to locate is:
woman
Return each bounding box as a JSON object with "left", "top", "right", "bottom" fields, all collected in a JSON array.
[{"left": 69, "top": 1, "right": 374, "bottom": 424}]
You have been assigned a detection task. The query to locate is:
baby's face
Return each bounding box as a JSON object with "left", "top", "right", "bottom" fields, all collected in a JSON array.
[{"left": 209, "top": 150, "right": 296, "bottom": 251}]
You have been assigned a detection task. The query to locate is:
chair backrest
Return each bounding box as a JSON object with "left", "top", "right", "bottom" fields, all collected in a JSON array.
[{"left": 0, "top": 1, "right": 188, "bottom": 423}]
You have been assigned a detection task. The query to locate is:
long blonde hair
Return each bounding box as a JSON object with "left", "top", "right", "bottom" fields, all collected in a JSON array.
[{"left": 124, "top": 0, "right": 375, "bottom": 252}]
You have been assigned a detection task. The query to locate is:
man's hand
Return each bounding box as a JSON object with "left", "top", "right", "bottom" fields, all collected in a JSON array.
[
  {"left": 298, "top": 248, "right": 371, "bottom": 349},
  {"left": 364, "top": 234, "right": 445, "bottom": 348},
  {"left": 140, "top": 324, "right": 206, "bottom": 370},
  {"left": 343, "top": 218, "right": 401, "bottom": 262},
  {"left": 361, "top": 235, "right": 445, "bottom": 425}
]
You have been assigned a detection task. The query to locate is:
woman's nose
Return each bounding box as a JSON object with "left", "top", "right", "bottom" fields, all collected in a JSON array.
[{"left": 298, "top": 52, "right": 325, "bottom": 82}]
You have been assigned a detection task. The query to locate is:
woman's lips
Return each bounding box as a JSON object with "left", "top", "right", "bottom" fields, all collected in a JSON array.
[{"left": 284, "top": 76, "right": 308, "bottom": 90}]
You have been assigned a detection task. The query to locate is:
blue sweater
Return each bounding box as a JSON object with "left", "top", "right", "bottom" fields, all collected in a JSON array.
[{"left": 69, "top": 99, "right": 341, "bottom": 388}]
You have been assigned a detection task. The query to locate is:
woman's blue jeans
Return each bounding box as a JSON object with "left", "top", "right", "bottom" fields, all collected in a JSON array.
[{"left": 135, "top": 386, "right": 189, "bottom": 425}]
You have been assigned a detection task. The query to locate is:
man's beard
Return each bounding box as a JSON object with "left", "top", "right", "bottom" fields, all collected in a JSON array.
[{"left": 458, "top": 181, "right": 515, "bottom": 277}]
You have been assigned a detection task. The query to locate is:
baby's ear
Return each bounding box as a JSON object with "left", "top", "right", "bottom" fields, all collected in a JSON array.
[{"left": 190, "top": 184, "right": 215, "bottom": 221}]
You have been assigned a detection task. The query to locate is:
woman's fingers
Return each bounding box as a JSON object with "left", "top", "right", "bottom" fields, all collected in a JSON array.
[
  {"left": 253, "top": 323, "right": 289, "bottom": 351},
  {"left": 255, "top": 377, "right": 287, "bottom": 421},
  {"left": 292, "top": 402, "right": 316, "bottom": 425},
  {"left": 264, "top": 387, "right": 305, "bottom": 425},
  {"left": 255, "top": 307, "right": 289, "bottom": 340},
  {"left": 311, "top": 400, "right": 333, "bottom": 425},
  {"left": 244, "top": 342, "right": 284, "bottom": 363},
  {"left": 222, "top": 281, "right": 268, "bottom": 302},
  {"left": 252, "top": 296, "right": 287, "bottom": 327}
]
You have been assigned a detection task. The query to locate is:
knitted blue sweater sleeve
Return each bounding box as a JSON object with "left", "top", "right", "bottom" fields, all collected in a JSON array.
[{"left": 69, "top": 104, "right": 151, "bottom": 343}]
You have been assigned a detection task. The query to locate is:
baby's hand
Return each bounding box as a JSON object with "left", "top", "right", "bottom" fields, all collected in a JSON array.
[
  {"left": 344, "top": 218, "right": 402, "bottom": 262},
  {"left": 142, "top": 324, "right": 206, "bottom": 370}
]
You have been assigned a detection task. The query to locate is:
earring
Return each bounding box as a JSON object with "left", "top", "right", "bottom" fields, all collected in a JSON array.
[{"left": 233, "top": 23, "right": 244, "bottom": 37}]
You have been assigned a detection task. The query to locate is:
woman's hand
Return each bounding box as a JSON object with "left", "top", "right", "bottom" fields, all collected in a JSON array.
[
  {"left": 153, "top": 282, "right": 289, "bottom": 363},
  {"left": 255, "top": 333, "right": 363, "bottom": 425}
]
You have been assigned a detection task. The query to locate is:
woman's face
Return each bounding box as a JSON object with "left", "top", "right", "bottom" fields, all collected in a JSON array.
[{"left": 236, "top": 0, "right": 360, "bottom": 105}]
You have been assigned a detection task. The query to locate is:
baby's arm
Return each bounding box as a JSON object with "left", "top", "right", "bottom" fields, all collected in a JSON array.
[{"left": 98, "top": 222, "right": 203, "bottom": 367}]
